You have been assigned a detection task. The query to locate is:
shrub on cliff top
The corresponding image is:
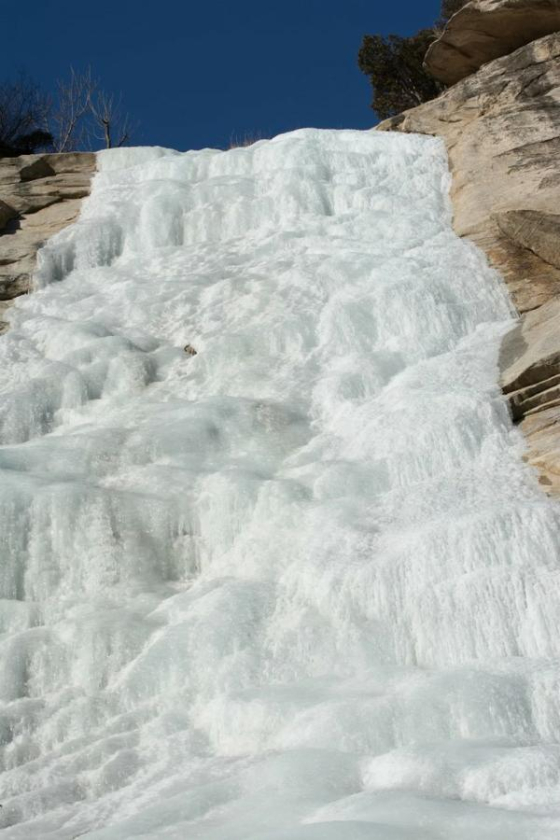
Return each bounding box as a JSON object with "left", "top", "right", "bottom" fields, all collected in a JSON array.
[
  {"left": 440, "top": 0, "right": 469, "bottom": 22},
  {"left": 358, "top": 29, "right": 444, "bottom": 120},
  {"left": 358, "top": 0, "right": 469, "bottom": 120}
]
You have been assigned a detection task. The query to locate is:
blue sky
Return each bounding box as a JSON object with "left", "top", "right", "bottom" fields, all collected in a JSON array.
[{"left": 4, "top": 0, "right": 441, "bottom": 151}]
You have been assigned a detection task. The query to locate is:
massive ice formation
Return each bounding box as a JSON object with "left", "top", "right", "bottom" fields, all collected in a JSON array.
[{"left": 0, "top": 131, "right": 559, "bottom": 839}]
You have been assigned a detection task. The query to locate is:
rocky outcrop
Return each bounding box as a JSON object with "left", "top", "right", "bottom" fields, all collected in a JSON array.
[
  {"left": 0, "top": 152, "right": 95, "bottom": 332},
  {"left": 380, "top": 32, "right": 560, "bottom": 313},
  {"left": 379, "top": 30, "right": 560, "bottom": 492},
  {"left": 425, "top": 0, "right": 560, "bottom": 85},
  {"left": 495, "top": 210, "right": 560, "bottom": 270}
]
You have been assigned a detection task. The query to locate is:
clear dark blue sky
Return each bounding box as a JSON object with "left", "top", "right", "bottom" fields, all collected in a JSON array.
[{"left": 4, "top": 0, "right": 440, "bottom": 151}]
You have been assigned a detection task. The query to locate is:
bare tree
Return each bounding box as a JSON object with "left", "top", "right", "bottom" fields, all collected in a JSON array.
[
  {"left": 48, "top": 67, "right": 136, "bottom": 151},
  {"left": 0, "top": 67, "right": 136, "bottom": 156},
  {"left": 0, "top": 73, "right": 52, "bottom": 156},
  {"left": 87, "top": 88, "right": 133, "bottom": 149},
  {"left": 50, "top": 67, "right": 94, "bottom": 152}
]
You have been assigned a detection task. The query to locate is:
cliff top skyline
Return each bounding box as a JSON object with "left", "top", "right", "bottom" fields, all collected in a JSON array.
[{"left": 5, "top": 0, "right": 440, "bottom": 150}]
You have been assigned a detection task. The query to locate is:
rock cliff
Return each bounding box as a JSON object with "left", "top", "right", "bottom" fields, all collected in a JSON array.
[
  {"left": 380, "top": 0, "right": 560, "bottom": 492},
  {"left": 425, "top": 0, "right": 560, "bottom": 84},
  {"left": 0, "top": 152, "right": 95, "bottom": 332}
]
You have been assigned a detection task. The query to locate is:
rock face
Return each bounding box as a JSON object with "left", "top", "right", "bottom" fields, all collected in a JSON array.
[
  {"left": 0, "top": 152, "right": 95, "bottom": 332},
  {"left": 379, "top": 31, "right": 560, "bottom": 492},
  {"left": 380, "top": 32, "right": 560, "bottom": 314},
  {"left": 425, "top": 0, "right": 560, "bottom": 85}
]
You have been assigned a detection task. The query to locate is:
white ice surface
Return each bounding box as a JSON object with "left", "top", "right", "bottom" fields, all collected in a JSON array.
[{"left": 0, "top": 130, "right": 560, "bottom": 839}]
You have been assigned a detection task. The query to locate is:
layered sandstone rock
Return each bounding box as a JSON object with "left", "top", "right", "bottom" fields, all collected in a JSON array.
[
  {"left": 0, "top": 152, "right": 95, "bottom": 332},
  {"left": 379, "top": 31, "right": 560, "bottom": 491},
  {"left": 425, "top": 0, "right": 560, "bottom": 85},
  {"left": 380, "top": 32, "right": 560, "bottom": 312}
]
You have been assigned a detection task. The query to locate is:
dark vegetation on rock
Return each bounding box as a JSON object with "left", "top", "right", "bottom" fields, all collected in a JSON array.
[
  {"left": 357, "top": 0, "right": 468, "bottom": 118},
  {"left": 439, "top": 0, "right": 470, "bottom": 22},
  {"left": 357, "top": 30, "right": 444, "bottom": 119},
  {"left": 0, "top": 75, "right": 53, "bottom": 157}
]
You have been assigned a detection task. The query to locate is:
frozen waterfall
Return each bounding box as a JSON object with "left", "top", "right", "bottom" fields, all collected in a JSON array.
[{"left": 0, "top": 130, "right": 560, "bottom": 839}]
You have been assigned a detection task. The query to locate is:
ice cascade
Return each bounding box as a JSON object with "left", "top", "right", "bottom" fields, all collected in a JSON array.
[{"left": 0, "top": 130, "right": 559, "bottom": 839}]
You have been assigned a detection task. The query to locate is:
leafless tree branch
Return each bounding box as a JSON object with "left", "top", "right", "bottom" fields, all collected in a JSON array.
[
  {"left": 50, "top": 67, "right": 95, "bottom": 152},
  {"left": 87, "top": 87, "right": 134, "bottom": 148},
  {"left": 1, "top": 67, "right": 138, "bottom": 155}
]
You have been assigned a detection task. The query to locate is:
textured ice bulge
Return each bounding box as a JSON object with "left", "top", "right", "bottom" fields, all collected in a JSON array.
[{"left": 0, "top": 130, "right": 560, "bottom": 839}]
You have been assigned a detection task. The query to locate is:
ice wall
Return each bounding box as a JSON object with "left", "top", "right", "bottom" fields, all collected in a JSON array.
[{"left": 0, "top": 130, "right": 559, "bottom": 839}]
